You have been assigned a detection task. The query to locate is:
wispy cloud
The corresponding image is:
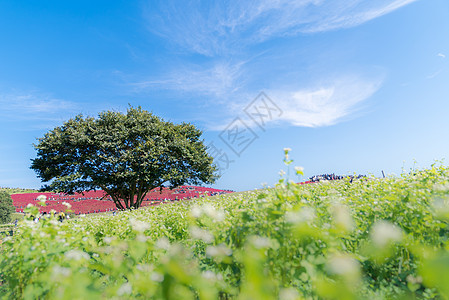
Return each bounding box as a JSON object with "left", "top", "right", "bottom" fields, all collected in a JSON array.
[
  {"left": 145, "top": 0, "right": 418, "bottom": 56},
  {"left": 427, "top": 70, "right": 442, "bottom": 79},
  {"left": 269, "top": 76, "right": 383, "bottom": 127},
  {"left": 0, "top": 91, "right": 78, "bottom": 125},
  {"left": 301, "top": 0, "right": 419, "bottom": 33},
  {"left": 1, "top": 93, "right": 76, "bottom": 114},
  {"left": 425, "top": 53, "right": 447, "bottom": 79},
  {"left": 204, "top": 75, "right": 382, "bottom": 130},
  {"left": 182, "top": 74, "right": 383, "bottom": 130},
  {"left": 137, "top": 0, "right": 409, "bottom": 129},
  {"left": 133, "top": 61, "right": 245, "bottom": 97}
]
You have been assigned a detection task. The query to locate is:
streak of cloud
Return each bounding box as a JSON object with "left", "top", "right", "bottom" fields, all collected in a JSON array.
[
  {"left": 136, "top": 0, "right": 408, "bottom": 128},
  {"left": 0, "top": 91, "right": 79, "bottom": 128},
  {"left": 133, "top": 61, "right": 245, "bottom": 97},
  {"left": 145, "top": 0, "right": 418, "bottom": 56}
]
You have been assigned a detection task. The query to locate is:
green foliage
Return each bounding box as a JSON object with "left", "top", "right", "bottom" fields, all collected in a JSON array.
[
  {"left": 0, "top": 191, "right": 15, "bottom": 224},
  {"left": 2, "top": 163, "right": 449, "bottom": 299},
  {"left": 9, "top": 213, "right": 23, "bottom": 222},
  {"left": 31, "top": 106, "right": 218, "bottom": 210},
  {"left": 0, "top": 188, "right": 37, "bottom": 195}
]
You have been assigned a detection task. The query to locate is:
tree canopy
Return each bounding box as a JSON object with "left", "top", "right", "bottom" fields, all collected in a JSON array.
[
  {"left": 0, "top": 191, "right": 15, "bottom": 224},
  {"left": 31, "top": 106, "right": 218, "bottom": 210}
]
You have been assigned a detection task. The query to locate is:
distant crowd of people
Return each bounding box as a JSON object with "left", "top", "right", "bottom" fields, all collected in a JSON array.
[
  {"left": 29, "top": 211, "right": 70, "bottom": 223},
  {"left": 309, "top": 174, "right": 366, "bottom": 183}
]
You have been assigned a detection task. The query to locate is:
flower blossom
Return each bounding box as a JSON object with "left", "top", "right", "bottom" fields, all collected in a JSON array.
[{"left": 62, "top": 202, "right": 72, "bottom": 209}]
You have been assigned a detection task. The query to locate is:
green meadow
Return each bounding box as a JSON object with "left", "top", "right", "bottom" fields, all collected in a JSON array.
[{"left": 2, "top": 165, "right": 449, "bottom": 299}]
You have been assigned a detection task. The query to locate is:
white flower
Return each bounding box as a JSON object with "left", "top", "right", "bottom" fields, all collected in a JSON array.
[
  {"left": 52, "top": 265, "right": 72, "bottom": 277},
  {"left": 283, "top": 148, "right": 292, "bottom": 152},
  {"left": 104, "top": 236, "right": 114, "bottom": 244},
  {"left": 279, "top": 170, "right": 286, "bottom": 177},
  {"left": 62, "top": 202, "right": 72, "bottom": 209},
  {"left": 215, "top": 210, "right": 225, "bottom": 222},
  {"left": 150, "top": 272, "right": 164, "bottom": 282},
  {"left": 331, "top": 204, "right": 354, "bottom": 232},
  {"left": 203, "top": 204, "right": 215, "bottom": 216},
  {"left": 202, "top": 204, "right": 225, "bottom": 221},
  {"left": 286, "top": 207, "right": 315, "bottom": 224},
  {"left": 279, "top": 288, "right": 300, "bottom": 300},
  {"left": 27, "top": 203, "right": 34, "bottom": 208},
  {"left": 155, "top": 237, "right": 170, "bottom": 250},
  {"left": 370, "top": 221, "right": 403, "bottom": 248},
  {"left": 190, "top": 206, "right": 202, "bottom": 218},
  {"left": 432, "top": 198, "right": 449, "bottom": 217},
  {"left": 49, "top": 219, "right": 60, "bottom": 226},
  {"left": 36, "top": 195, "right": 47, "bottom": 204},
  {"left": 136, "top": 264, "right": 151, "bottom": 272},
  {"left": 327, "top": 254, "right": 360, "bottom": 277},
  {"left": 64, "top": 249, "right": 90, "bottom": 261},
  {"left": 136, "top": 234, "right": 148, "bottom": 242},
  {"left": 129, "top": 218, "right": 150, "bottom": 233},
  {"left": 206, "top": 244, "right": 232, "bottom": 257},
  {"left": 190, "top": 226, "right": 214, "bottom": 243},
  {"left": 294, "top": 166, "right": 304, "bottom": 175},
  {"left": 201, "top": 270, "right": 223, "bottom": 281},
  {"left": 250, "top": 236, "right": 272, "bottom": 249},
  {"left": 257, "top": 198, "right": 267, "bottom": 203},
  {"left": 406, "top": 275, "right": 423, "bottom": 284},
  {"left": 117, "top": 282, "right": 132, "bottom": 296},
  {"left": 433, "top": 183, "right": 449, "bottom": 192},
  {"left": 202, "top": 270, "right": 217, "bottom": 280}
]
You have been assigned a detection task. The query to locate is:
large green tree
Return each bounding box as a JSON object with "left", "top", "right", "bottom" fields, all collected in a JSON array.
[
  {"left": 31, "top": 106, "right": 218, "bottom": 210},
  {"left": 0, "top": 191, "right": 15, "bottom": 224}
]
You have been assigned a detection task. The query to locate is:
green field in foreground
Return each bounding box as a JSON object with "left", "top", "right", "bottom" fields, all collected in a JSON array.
[{"left": 2, "top": 165, "right": 449, "bottom": 299}]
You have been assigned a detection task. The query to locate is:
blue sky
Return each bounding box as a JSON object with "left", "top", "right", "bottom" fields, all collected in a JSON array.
[{"left": 0, "top": 0, "right": 448, "bottom": 191}]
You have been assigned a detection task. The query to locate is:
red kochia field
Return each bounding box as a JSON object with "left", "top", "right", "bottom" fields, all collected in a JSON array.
[{"left": 11, "top": 186, "right": 233, "bottom": 214}]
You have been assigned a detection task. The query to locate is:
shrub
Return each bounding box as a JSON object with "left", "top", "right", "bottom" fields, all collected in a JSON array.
[{"left": 0, "top": 191, "right": 15, "bottom": 224}]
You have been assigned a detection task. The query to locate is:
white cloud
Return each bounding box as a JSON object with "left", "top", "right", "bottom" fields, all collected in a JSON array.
[
  {"left": 0, "top": 92, "right": 78, "bottom": 124},
  {"left": 138, "top": 1, "right": 394, "bottom": 129},
  {"left": 131, "top": 58, "right": 383, "bottom": 129},
  {"left": 205, "top": 75, "right": 383, "bottom": 130},
  {"left": 146, "top": 0, "right": 418, "bottom": 56},
  {"left": 271, "top": 76, "right": 382, "bottom": 127},
  {"left": 0, "top": 93, "right": 76, "bottom": 114},
  {"left": 438, "top": 53, "right": 446, "bottom": 58},
  {"left": 133, "top": 61, "right": 245, "bottom": 97},
  {"left": 426, "top": 70, "right": 442, "bottom": 79},
  {"left": 301, "top": 0, "right": 419, "bottom": 33}
]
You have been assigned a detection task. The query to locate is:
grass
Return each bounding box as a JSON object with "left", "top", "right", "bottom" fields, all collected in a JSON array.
[{"left": 0, "top": 188, "right": 38, "bottom": 195}]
